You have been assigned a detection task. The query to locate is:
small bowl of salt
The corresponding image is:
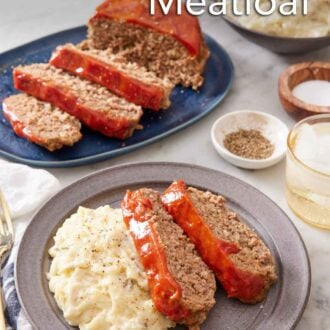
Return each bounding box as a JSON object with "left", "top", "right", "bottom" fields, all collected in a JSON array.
[
  {"left": 211, "top": 110, "right": 288, "bottom": 169},
  {"left": 279, "top": 62, "right": 330, "bottom": 119}
]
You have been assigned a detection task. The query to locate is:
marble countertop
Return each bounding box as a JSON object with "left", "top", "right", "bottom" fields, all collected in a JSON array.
[{"left": 1, "top": 1, "right": 329, "bottom": 329}]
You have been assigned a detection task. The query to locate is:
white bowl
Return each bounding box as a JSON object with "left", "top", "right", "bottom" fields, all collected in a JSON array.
[{"left": 211, "top": 110, "right": 289, "bottom": 169}]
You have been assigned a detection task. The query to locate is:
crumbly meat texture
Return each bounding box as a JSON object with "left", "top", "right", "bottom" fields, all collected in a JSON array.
[
  {"left": 14, "top": 64, "right": 143, "bottom": 139},
  {"left": 87, "top": 19, "right": 209, "bottom": 90},
  {"left": 3, "top": 94, "right": 82, "bottom": 151},
  {"left": 77, "top": 42, "right": 174, "bottom": 92},
  {"left": 15, "top": 64, "right": 141, "bottom": 116},
  {"left": 187, "top": 187, "right": 277, "bottom": 294},
  {"left": 53, "top": 43, "right": 173, "bottom": 110},
  {"left": 138, "top": 188, "right": 216, "bottom": 328}
]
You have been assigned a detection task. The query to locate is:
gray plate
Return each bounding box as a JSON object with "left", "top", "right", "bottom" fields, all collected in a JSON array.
[{"left": 15, "top": 162, "right": 311, "bottom": 330}]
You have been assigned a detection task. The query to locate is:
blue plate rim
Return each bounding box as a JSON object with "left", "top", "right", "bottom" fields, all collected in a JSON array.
[{"left": 0, "top": 26, "right": 234, "bottom": 168}]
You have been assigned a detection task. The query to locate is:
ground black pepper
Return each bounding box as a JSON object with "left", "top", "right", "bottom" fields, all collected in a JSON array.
[{"left": 223, "top": 129, "right": 274, "bottom": 160}]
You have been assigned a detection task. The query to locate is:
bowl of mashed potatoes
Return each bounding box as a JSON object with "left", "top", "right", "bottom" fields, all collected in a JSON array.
[{"left": 223, "top": 0, "right": 330, "bottom": 53}]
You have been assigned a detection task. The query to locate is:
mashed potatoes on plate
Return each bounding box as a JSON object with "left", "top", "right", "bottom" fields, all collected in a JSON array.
[{"left": 48, "top": 206, "right": 174, "bottom": 330}]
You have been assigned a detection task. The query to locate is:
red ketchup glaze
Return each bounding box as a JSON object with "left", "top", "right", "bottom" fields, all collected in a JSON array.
[
  {"left": 50, "top": 47, "right": 165, "bottom": 111},
  {"left": 162, "top": 180, "right": 265, "bottom": 303},
  {"left": 91, "top": 0, "right": 202, "bottom": 57},
  {"left": 13, "top": 69, "right": 133, "bottom": 139},
  {"left": 2, "top": 105, "right": 45, "bottom": 145},
  {"left": 121, "top": 190, "right": 190, "bottom": 322}
]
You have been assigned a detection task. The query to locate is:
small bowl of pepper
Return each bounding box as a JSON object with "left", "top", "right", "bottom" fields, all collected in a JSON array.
[{"left": 211, "top": 110, "right": 288, "bottom": 169}]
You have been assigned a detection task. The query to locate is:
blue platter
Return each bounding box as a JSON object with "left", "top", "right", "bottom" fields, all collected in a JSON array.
[{"left": 0, "top": 26, "right": 234, "bottom": 168}]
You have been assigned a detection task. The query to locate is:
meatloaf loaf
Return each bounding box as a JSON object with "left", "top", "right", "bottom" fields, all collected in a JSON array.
[
  {"left": 2, "top": 94, "right": 82, "bottom": 151},
  {"left": 50, "top": 43, "right": 173, "bottom": 111},
  {"left": 87, "top": 0, "right": 209, "bottom": 89},
  {"left": 121, "top": 188, "right": 216, "bottom": 328},
  {"left": 13, "top": 64, "right": 143, "bottom": 139},
  {"left": 162, "top": 181, "right": 277, "bottom": 304}
]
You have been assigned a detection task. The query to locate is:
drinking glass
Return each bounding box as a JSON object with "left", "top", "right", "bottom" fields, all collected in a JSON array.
[{"left": 286, "top": 115, "right": 330, "bottom": 229}]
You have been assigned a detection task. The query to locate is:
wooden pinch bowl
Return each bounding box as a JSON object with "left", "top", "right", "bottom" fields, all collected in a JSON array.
[{"left": 279, "top": 62, "right": 330, "bottom": 120}]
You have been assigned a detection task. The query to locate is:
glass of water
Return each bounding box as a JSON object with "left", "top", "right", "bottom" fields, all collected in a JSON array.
[{"left": 286, "top": 114, "right": 330, "bottom": 229}]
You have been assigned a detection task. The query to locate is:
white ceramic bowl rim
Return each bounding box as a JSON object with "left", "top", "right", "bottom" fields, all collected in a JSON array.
[{"left": 211, "top": 110, "right": 288, "bottom": 165}]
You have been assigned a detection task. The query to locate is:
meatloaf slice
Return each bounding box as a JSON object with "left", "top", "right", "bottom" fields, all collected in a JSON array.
[
  {"left": 162, "top": 181, "right": 277, "bottom": 304},
  {"left": 121, "top": 188, "right": 216, "bottom": 329},
  {"left": 13, "top": 64, "right": 143, "bottom": 140},
  {"left": 2, "top": 94, "right": 82, "bottom": 151},
  {"left": 87, "top": 0, "right": 209, "bottom": 89},
  {"left": 50, "top": 44, "right": 173, "bottom": 111}
]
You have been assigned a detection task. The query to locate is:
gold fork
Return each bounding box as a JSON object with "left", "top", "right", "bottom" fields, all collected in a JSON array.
[{"left": 0, "top": 190, "right": 14, "bottom": 330}]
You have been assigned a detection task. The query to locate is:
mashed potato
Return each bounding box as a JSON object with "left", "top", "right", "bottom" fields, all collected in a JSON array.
[
  {"left": 227, "top": 0, "right": 330, "bottom": 37},
  {"left": 48, "top": 206, "right": 174, "bottom": 330}
]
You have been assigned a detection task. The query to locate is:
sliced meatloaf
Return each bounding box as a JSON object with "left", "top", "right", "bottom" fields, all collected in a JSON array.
[
  {"left": 87, "top": 0, "right": 209, "bottom": 89},
  {"left": 121, "top": 188, "right": 216, "bottom": 328},
  {"left": 162, "top": 181, "right": 277, "bottom": 304},
  {"left": 3, "top": 94, "right": 82, "bottom": 151},
  {"left": 13, "top": 64, "right": 143, "bottom": 139},
  {"left": 50, "top": 43, "right": 173, "bottom": 111}
]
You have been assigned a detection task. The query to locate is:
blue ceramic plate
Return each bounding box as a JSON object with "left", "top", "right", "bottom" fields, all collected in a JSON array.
[{"left": 0, "top": 27, "right": 234, "bottom": 168}]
